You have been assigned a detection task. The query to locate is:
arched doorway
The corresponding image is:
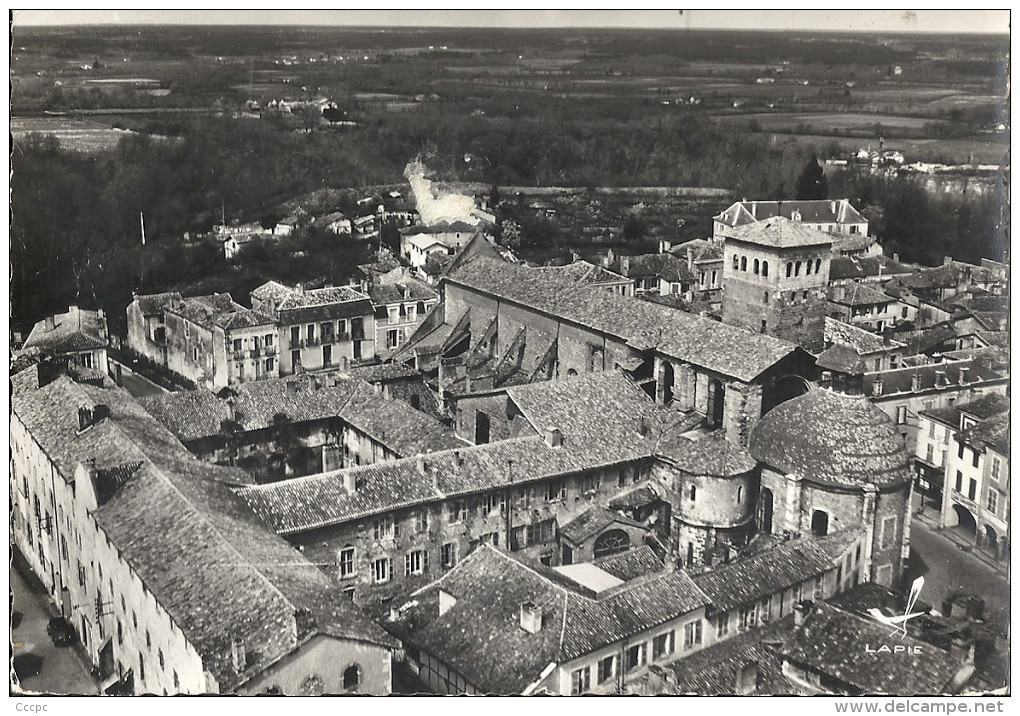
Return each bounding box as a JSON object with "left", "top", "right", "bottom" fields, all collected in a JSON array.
[
  {"left": 811, "top": 510, "right": 829, "bottom": 536},
  {"left": 475, "top": 411, "right": 490, "bottom": 445},
  {"left": 661, "top": 362, "right": 675, "bottom": 405},
  {"left": 984, "top": 525, "right": 999, "bottom": 558},
  {"left": 757, "top": 488, "right": 774, "bottom": 534},
  {"left": 593, "top": 529, "right": 630, "bottom": 559},
  {"left": 952, "top": 504, "right": 977, "bottom": 534},
  {"left": 762, "top": 375, "right": 811, "bottom": 415},
  {"left": 343, "top": 664, "right": 361, "bottom": 691},
  {"left": 707, "top": 378, "right": 725, "bottom": 427}
]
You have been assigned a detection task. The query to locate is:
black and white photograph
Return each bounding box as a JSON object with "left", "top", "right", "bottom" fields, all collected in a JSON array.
[{"left": 8, "top": 9, "right": 1010, "bottom": 702}]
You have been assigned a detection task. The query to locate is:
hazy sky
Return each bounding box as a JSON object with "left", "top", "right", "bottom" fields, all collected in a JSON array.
[{"left": 11, "top": 9, "right": 1011, "bottom": 34}]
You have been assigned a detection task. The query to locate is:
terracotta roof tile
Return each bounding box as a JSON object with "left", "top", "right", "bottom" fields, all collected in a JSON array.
[
  {"left": 749, "top": 388, "right": 912, "bottom": 489},
  {"left": 388, "top": 545, "right": 709, "bottom": 693},
  {"left": 692, "top": 537, "right": 835, "bottom": 612},
  {"left": 22, "top": 308, "right": 108, "bottom": 354},
  {"left": 445, "top": 258, "right": 798, "bottom": 382},
  {"left": 782, "top": 603, "right": 963, "bottom": 694}
]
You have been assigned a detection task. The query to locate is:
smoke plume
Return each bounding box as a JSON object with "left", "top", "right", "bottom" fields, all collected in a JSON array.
[{"left": 404, "top": 160, "right": 476, "bottom": 226}]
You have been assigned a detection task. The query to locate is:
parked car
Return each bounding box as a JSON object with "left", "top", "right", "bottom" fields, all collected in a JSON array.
[{"left": 46, "top": 616, "right": 77, "bottom": 647}]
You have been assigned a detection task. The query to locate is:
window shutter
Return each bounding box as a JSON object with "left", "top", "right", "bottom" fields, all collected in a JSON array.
[
  {"left": 393, "top": 519, "right": 400, "bottom": 538},
  {"left": 423, "top": 549, "right": 430, "bottom": 571},
  {"left": 404, "top": 554, "right": 411, "bottom": 576}
]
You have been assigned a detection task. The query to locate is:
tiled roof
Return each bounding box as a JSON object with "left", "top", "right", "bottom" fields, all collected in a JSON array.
[
  {"left": 137, "top": 390, "right": 232, "bottom": 442},
  {"left": 613, "top": 253, "right": 696, "bottom": 282},
  {"left": 167, "top": 293, "right": 274, "bottom": 332},
  {"left": 656, "top": 433, "right": 757, "bottom": 476},
  {"left": 828, "top": 256, "right": 913, "bottom": 281},
  {"left": 958, "top": 411, "right": 1009, "bottom": 456},
  {"left": 276, "top": 285, "right": 374, "bottom": 323},
  {"left": 250, "top": 280, "right": 297, "bottom": 305},
  {"left": 235, "top": 371, "right": 675, "bottom": 534},
  {"left": 344, "top": 362, "right": 421, "bottom": 383},
  {"left": 132, "top": 292, "right": 183, "bottom": 315},
  {"left": 445, "top": 258, "right": 799, "bottom": 382},
  {"left": 829, "top": 282, "right": 894, "bottom": 307},
  {"left": 591, "top": 545, "right": 664, "bottom": 581},
  {"left": 367, "top": 278, "right": 438, "bottom": 306},
  {"left": 536, "top": 260, "right": 630, "bottom": 285},
  {"left": 816, "top": 344, "right": 867, "bottom": 375},
  {"left": 692, "top": 536, "right": 835, "bottom": 612},
  {"left": 22, "top": 307, "right": 108, "bottom": 354},
  {"left": 920, "top": 393, "right": 1009, "bottom": 428},
  {"left": 407, "top": 234, "right": 450, "bottom": 251},
  {"left": 607, "top": 485, "right": 662, "bottom": 511},
  {"left": 559, "top": 506, "right": 644, "bottom": 544},
  {"left": 824, "top": 317, "right": 905, "bottom": 354},
  {"left": 782, "top": 603, "right": 963, "bottom": 695},
  {"left": 652, "top": 619, "right": 794, "bottom": 694},
  {"left": 724, "top": 216, "right": 833, "bottom": 248},
  {"left": 860, "top": 358, "right": 1007, "bottom": 398},
  {"left": 12, "top": 373, "right": 396, "bottom": 692},
  {"left": 716, "top": 199, "right": 866, "bottom": 228},
  {"left": 749, "top": 389, "right": 912, "bottom": 489},
  {"left": 671, "top": 238, "right": 724, "bottom": 263},
  {"left": 337, "top": 382, "right": 462, "bottom": 457},
  {"left": 389, "top": 545, "right": 709, "bottom": 694}
]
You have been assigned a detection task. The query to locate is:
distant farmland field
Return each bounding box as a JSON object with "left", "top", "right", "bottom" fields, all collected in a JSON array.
[{"left": 10, "top": 116, "right": 135, "bottom": 152}]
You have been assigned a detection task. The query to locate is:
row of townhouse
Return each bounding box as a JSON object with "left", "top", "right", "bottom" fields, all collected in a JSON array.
[
  {"left": 912, "top": 394, "right": 1010, "bottom": 562},
  {"left": 384, "top": 528, "right": 865, "bottom": 695},
  {"left": 11, "top": 364, "right": 396, "bottom": 695},
  {"left": 232, "top": 370, "right": 913, "bottom": 613},
  {"left": 138, "top": 369, "right": 460, "bottom": 484},
  {"left": 127, "top": 275, "right": 437, "bottom": 390}
]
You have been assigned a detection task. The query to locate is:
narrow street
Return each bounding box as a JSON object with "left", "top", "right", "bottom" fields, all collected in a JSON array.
[
  {"left": 906, "top": 517, "right": 1010, "bottom": 631},
  {"left": 110, "top": 358, "right": 168, "bottom": 398},
  {"left": 11, "top": 561, "right": 101, "bottom": 695}
]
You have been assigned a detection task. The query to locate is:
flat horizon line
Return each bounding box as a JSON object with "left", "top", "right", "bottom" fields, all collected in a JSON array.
[{"left": 11, "top": 23, "right": 1009, "bottom": 35}]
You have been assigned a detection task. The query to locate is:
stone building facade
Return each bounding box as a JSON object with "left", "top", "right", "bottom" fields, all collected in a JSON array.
[
  {"left": 11, "top": 365, "right": 396, "bottom": 695},
  {"left": 720, "top": 216, "right": 832, "bottom": 352},
  {"left": 425, "top": 257, "right": 815, "bottom": 447},
  {"left": 749, "top": 389, "right": 913, "bottom": 588}
]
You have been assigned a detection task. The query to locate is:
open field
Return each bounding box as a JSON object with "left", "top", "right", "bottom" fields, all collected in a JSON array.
[{"left": 10, "top": 115, "right": 138, "bottom": 152}]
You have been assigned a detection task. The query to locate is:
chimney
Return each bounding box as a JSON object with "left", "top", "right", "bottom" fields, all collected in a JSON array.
[
  {"left": 620, "top": 255, "right": 631, "bottom": 277},
  {"left": 606, "top": 248, "right": 615, "bottom": 266},
  {"left": 949, "top": 633, "right": 975, "bottom": 665},
  {"left": 439, "top": 589, "right": 457, "bottom": 617},
  {"left": 286, "top": 380, "right": 298, "bottom": 394},
  {"left": 943, "top": 256, "right": 952, "bottom": 266},
  {"left": 872, "top": 378, "right": 883, "bottom": 396},
  {"left": 794, "top": 601, "right": 812, "bottom": 627},
  {"left": 45, "top": 315, "right": 56, "bottom": 331},
  {"left": 544, "top": 426, "right": 562, "bottom": 448},
  {"left": 77, "top": 406, "right": 94, "bottom": 432},
  {"left": 893, "top": 252, "right": 900, "bottom": 263},
  {"left": 735, "top": 661, "right": 759, "bottom": 696},
  {"left": 387, "top": 606, "right": 399, "bottom": 622},
  {"left": 911, "top": 374, "right": 922, "bottom": 392},
  {"left": 686, "top": 246, "right": 694, "bottom": 270},
  {"left": 958, "top": 367, "right": 969, "bottom": 385},
  {"left": 453, "top": 450, "right": 463, "bottom": 468},
  {"left": 416, "top": 454, "right": 427, "bottom": 475},
  {"left": 820, "top": 370, "right": 832, "bottom": 387},
  {"left": 751, "top": 201, "right": 757, "bottom": 218},
  {"left": 230, "top": 639, "right": 244, "bottom": 673},
  {"left": 343, "top": 470, "right": 356, "bottom": 494},
  {"left": 830, "top": 200, "right": 837, "bottom": 214},
  {"left": 520, "top": 602, "right": 543, "bottom": 634},
  {"left": 659, "top": 238, "right": 671, "bottom": 254},
  {"left": 935, "top": 370, "right": 946, "bottom": 387}
]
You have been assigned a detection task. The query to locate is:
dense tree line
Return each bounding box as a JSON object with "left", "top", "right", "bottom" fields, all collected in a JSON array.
[{"left": 11, "top": 108, "right": 1007, "bottom": 330}]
